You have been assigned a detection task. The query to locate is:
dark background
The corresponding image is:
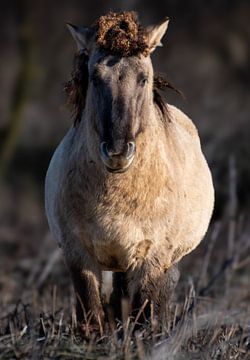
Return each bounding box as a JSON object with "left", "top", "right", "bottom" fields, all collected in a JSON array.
[{"left": 0, "top": 0, "right": 250, "bottom": 311}]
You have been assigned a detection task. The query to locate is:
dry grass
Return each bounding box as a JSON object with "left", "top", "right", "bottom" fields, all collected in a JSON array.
[{"left": 0, "top": 214, "right": 249, "bottom": 359}]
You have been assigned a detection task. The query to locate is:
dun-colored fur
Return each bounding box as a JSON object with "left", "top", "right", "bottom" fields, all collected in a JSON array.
[{"left": 45, "top": 11, "right": 214, "bottom": 332}]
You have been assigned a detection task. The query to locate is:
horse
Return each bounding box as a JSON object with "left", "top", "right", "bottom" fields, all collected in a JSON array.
[{"left": 45, "top": 11, "right": 214, "bottom": 332}]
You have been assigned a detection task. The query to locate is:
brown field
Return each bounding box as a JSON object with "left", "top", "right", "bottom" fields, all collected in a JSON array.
[{"left": 0, "top": 176, "right": 249, "bottom": 359}]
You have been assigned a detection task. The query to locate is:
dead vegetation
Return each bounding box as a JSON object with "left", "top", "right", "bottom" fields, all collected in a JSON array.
[{"left": 0, "top": 232, "right": 249, "bottom": 360}]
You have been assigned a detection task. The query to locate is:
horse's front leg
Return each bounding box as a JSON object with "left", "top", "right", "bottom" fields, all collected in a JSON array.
[
  {"left": 109, "top": 272, "right": 129, "bottom": 321},
  {"left": 67, "top": 254, "right": 105, "bottom": 335},
  {"left": 127, "top": 263, "right": 180, "bottom": 324}
]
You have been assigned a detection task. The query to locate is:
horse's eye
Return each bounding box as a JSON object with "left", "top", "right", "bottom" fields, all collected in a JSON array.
[{"left": 139, "top": 77, "right": 148, "bottom": 87}]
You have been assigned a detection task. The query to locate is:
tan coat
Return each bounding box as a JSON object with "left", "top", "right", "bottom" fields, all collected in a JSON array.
[{"left": 45, "top": 103, "right": 214, "bottom": 274}]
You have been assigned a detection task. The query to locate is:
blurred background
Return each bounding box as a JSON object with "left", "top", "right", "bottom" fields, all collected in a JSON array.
[{"left": 0, "top": 0, "right": 249, "bottom": 314}]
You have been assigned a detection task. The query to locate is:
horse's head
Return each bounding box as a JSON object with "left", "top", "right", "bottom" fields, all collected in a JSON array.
[{"left": 67, "top": 12, "right": 169, "bottom": 173}]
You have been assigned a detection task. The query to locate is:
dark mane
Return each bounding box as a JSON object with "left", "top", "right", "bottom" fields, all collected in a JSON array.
[
  {"left": 153, "top": 76, "right": 184, "bottom": 120},
  {"left": 64, "top": 51, "right": 89, "bottom": 126}
]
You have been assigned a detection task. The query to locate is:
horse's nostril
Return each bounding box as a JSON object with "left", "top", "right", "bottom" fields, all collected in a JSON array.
[
  {"left": 100, "top": 142, "right": 121, "bottom": 158},
  {"left": 100, "top": 142, "right": 110, "bottom": 160},
  {"left": 100, "top": 141, "right": 136, "bottom": 160},
  {"left": 126, "top": 141, "right": 136, "bottom": 160}
]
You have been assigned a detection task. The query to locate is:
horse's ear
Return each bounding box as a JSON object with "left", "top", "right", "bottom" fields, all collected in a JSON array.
[
  {"left": 67, "top": 23, "right": 94, "bottom": 52},
  {"left": 146, "top": 17, "right": 169, "bottom": 53}
]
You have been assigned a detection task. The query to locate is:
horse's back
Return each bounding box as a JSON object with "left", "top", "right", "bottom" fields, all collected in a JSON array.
[{"left": 167, "top": 104, "right": 199, "bottom": 141}]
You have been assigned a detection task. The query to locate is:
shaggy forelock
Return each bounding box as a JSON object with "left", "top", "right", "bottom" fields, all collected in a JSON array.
[{"left": 93, "top": 11, "right": 149, "bottom": 57}]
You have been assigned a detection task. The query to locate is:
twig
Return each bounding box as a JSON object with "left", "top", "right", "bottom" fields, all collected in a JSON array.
[
  {"left": 226, "top": 155, "right": 238, "bottom": 293},
  {"left": 37, "top": 249, "right": 61, "bottom": 289},
  {"left": 197, "top": 221, "right": 221, "bottom": 292},
  {"left": 199, "top": 257, "right": 235, "bottom": 297},
  {"left": 179, "top": 256, "right": 235, "bottom": 321},
  {"left": 123, "top": 299, "right": 149, "bottom": 351}
]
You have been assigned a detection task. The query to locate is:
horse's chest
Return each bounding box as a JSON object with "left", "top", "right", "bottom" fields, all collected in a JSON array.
[{"left": 81, "top": 199, "right": 170, "bottom": 271}]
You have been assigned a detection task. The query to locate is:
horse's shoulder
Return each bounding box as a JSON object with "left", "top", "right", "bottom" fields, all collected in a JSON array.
[{"left": 167, "top": 104, "right": 199, "bottom": 140}]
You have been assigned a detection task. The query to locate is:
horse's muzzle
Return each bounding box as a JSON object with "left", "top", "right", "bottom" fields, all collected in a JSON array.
[{"left": 99, "top": 141, "right": 136, "bottom": 173}]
